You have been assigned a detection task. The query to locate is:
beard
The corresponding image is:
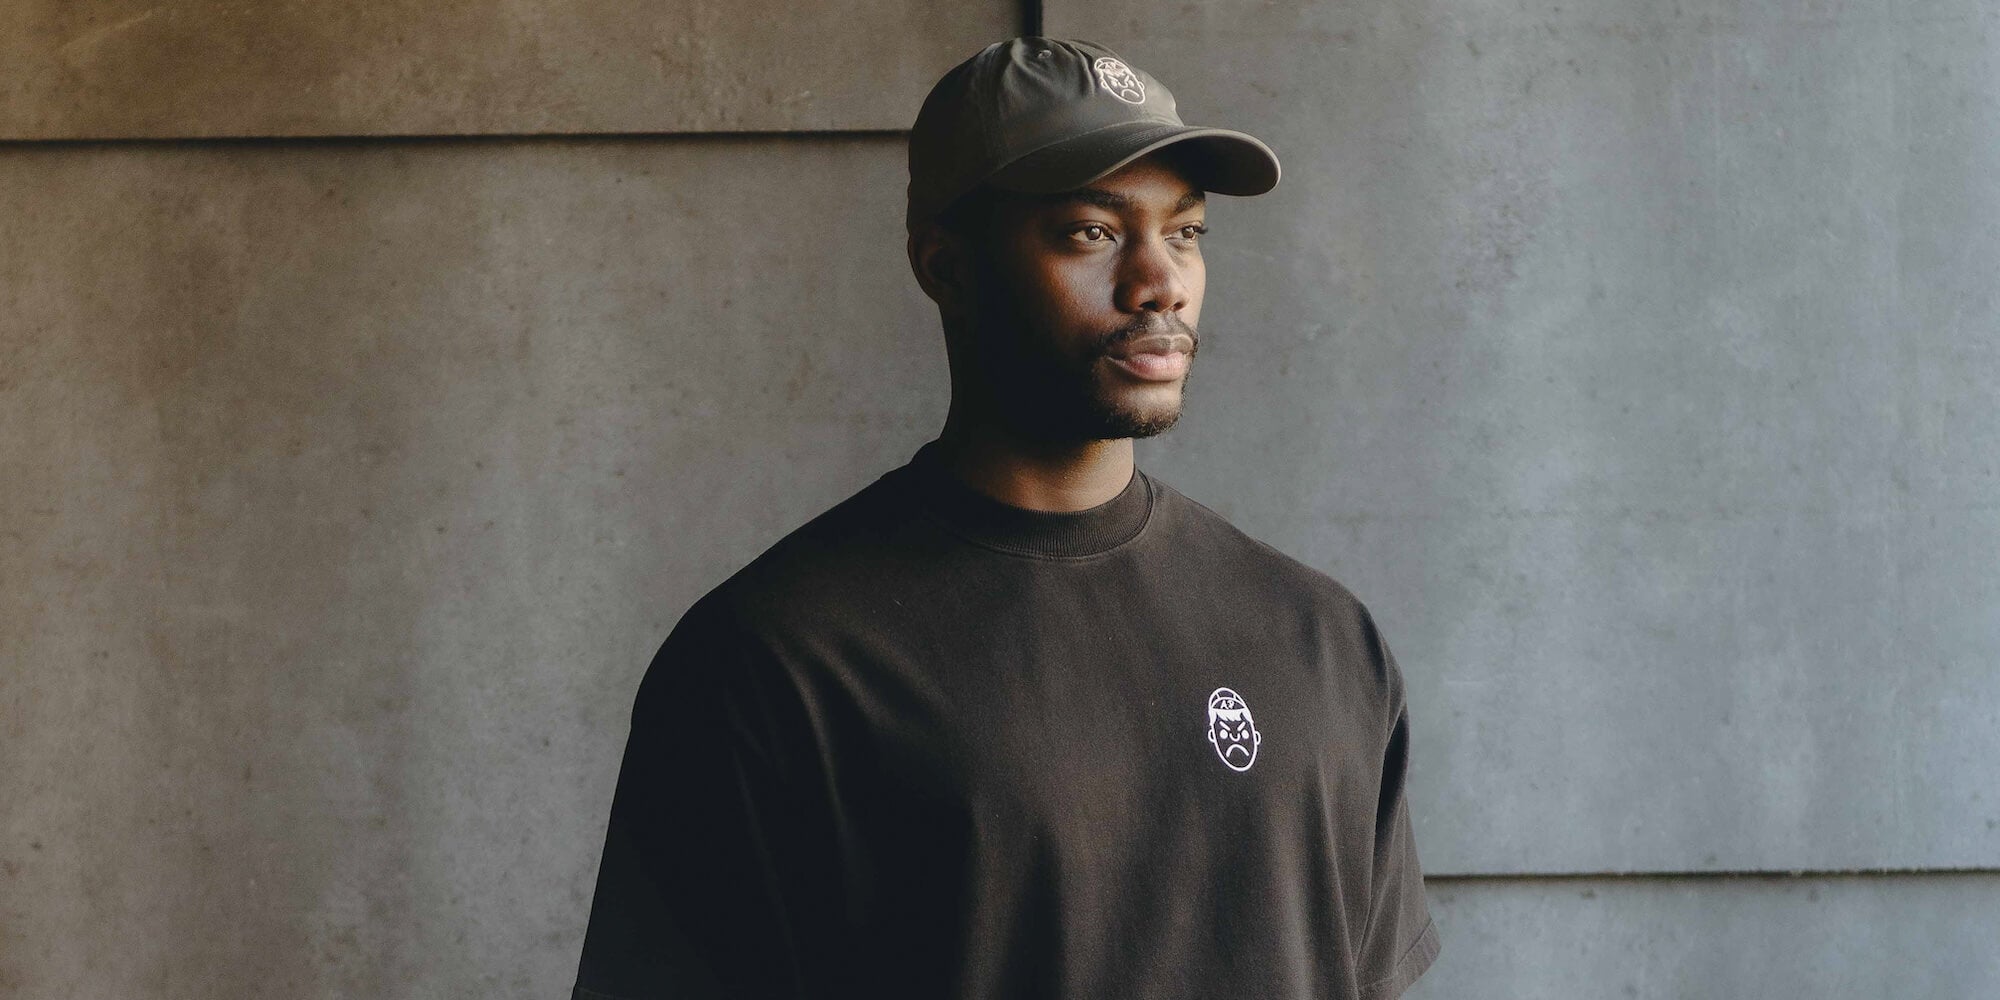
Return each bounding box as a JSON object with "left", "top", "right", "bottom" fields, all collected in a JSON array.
[{"left": 960, "top": 250, "right": 1199, "bottom": 445}]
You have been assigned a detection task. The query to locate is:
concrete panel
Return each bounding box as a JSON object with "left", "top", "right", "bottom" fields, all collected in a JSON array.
[
  {"left": 1055, "top": 3, "right": 2000, "bottom": 873},
  {"left": 1, "top": 1, "right": 1014, "bottom": 138},
  {"left": 0, "top": 136, "right": 942, "bottom": 998},
  {"left": 1406, "top": 873, "right": 2000, "bottom": 1000}
]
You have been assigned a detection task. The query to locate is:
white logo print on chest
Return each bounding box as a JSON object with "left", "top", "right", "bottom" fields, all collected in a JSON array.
[{"left": 1206, "top": 687, "right": 1262, "bottom": 771}]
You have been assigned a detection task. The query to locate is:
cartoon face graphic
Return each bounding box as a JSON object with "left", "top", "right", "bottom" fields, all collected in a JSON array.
[
  {"left": 1092, "top": 56, "right": 1147, "bottom": 105},
  {"left": 1206, "top": 687, "right": 1261, "bottom": 772}
]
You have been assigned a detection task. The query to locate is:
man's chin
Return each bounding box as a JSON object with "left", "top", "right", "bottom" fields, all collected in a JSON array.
[
  {"left": 986, "top": 374, "right": 1188, "bottom": 442},
  {"left": 1120, "top": 411, "right": 1183, "bottom": 439},
  {"left": 1092, "top": 400, "right": 1184, "bottom": 440},
  {"left": 1086, "top": 370, "right": 1187, "bottom": 438}
]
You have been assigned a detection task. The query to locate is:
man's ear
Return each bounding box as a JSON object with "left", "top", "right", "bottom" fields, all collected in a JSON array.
[{"left": 907, "top": 224, "right": 976, "bottom": 315}]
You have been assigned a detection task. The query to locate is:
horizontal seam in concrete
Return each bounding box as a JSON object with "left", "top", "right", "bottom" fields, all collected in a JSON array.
[
  {"left": 1427, "top": 867, "right": 2000, "bottom": 882},
  {"left": 0, "top": 129, "right": 911, "bottom": 150}
]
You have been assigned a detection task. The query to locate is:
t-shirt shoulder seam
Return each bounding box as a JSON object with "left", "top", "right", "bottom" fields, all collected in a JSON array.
[
  {"left": 695, "top": 467, "right": 911, "bottom": 594},
  {"left": 1153, "top": 477, "right": 1366, "bottom": 608},
  {"left": 682, "top": 482, "right": 906, "bottom": 632}
]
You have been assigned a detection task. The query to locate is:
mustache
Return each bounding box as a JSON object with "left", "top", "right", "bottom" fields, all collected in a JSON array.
[{"left": 1097, "top": 315, "right": 1199, "bottom": 358}]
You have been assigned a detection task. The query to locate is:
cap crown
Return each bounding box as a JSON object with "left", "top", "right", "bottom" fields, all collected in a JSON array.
[{"left": 908, "top": 38, "right": 1184, "bottom": 233}]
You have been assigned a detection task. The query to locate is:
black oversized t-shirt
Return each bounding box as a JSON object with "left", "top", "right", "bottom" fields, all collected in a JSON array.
[{"left": 573, "top": 439, "right": 1439, "bottom": 1000}]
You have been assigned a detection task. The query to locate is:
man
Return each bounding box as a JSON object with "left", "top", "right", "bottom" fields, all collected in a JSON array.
[{"left": 572, "top": 37, "right": 1440, "bottom": 1000}]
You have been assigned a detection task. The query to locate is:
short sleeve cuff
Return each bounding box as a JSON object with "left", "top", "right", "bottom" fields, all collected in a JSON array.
[{"left": 1358, "top": 916, "right": 1440, "bottom": 1000}]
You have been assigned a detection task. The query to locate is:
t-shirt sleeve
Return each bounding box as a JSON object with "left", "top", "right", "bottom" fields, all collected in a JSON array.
[
  {"left": 571, "top": 592, "right": 845, "bottom": 1000},
  {"left": 1354, "top": 610, "right": 1441, "bottom": 1000}
]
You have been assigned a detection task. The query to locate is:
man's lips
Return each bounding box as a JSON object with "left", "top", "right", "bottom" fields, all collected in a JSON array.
[
  {"left": 1105, "top": 330, "right": 1195, "bottom": 382},
  {"left": 1107, "top": 331, "right": 1195, "bottom": 360}
]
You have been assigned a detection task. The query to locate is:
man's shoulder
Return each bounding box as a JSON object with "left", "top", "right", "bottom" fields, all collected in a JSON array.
[
  {"left": 689, "top": 464, "right": 924, "bottom": 634},
  {"left": 1149, "top": 473, "right": 1371, "bottom": 618},
  {"left": 1150, "top": 474, "right": 1407, "bottom": 707}
]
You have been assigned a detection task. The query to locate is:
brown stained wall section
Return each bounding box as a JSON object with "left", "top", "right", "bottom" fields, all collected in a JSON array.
[{"left": 2, "top": 0, "right": 1014, "bottom": 138}]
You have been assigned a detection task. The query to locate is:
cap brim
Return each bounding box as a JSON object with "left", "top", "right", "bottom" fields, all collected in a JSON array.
[{"left": 985, "top": 120, "right": 1281, "bottom": 198}]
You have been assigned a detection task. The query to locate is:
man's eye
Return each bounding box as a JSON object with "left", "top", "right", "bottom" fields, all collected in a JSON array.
[
  {"left": 1179, "top": 223, "right": 1209, "bottom": 240},
  {"left": 1073, "top": 224, "right": 1112, "bottom": 242}
]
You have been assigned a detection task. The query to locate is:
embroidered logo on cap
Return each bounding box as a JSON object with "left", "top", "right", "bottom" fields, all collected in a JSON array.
[
  {"left": 1093, "top": 56, "right": 1147, "bottom": 105},
  {"left": 1206, "top": 687, "right": 1262, "bottom": 772}
]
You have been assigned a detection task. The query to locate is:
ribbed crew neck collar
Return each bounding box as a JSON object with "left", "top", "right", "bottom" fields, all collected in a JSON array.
[{"left": 899, "top": 438, "right": 1156, "bottom": 558}]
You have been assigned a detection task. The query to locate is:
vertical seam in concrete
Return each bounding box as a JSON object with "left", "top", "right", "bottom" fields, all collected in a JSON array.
[{"left": 1022, "top": 0, "right": 1042, "bottom": 39}]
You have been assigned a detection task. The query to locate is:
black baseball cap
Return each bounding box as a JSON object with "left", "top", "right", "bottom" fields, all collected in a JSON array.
[{"left": 906, "top": 37, "right": 1282, "bottom": 234}]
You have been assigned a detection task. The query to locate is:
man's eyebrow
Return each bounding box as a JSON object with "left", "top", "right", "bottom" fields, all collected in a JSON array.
[{"left": 1039, "top": 187, "right": 1207, "bottom": 214}]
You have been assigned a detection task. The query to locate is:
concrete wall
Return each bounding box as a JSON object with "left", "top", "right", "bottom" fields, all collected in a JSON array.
[
  {"left": 4, "top": 1, "right": 1997, "bottom": 998},
  {"left": 1418, "top": 872, "right": 2000, "bottom": 997},
  {"left": 0, "top": 135, "right": 943, "bottom": 998}
]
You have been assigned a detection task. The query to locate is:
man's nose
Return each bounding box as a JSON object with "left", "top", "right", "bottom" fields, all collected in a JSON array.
[{"left": 1114, "top": 234, "right": 1191, "bottom": 315}]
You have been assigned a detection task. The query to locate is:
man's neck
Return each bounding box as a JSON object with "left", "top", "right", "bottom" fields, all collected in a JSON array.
[{"left": 932, "top": 419, "right": 1136, "bottom": 513}]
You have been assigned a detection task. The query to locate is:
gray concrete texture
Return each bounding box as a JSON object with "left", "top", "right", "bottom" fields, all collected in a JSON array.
[
  {"left": 0, "top": 136, "right": 944, "bottom": 998},
  {"left": 1404, "top": 872, "right": 2000, "bottom": 999},
  {"left": 2, "top": 1, "right": 1012, "bottom": 137},
  {"left": 1057, "top": 0, "right": 2000, "bottom": 873}
]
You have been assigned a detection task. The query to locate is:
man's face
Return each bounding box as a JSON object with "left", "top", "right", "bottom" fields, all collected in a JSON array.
[
  {"left": 1209, "top": 711, "right": 1261, "bottom": 770},
  {"left": 1206, "top": 687, "right": 1260, "bottom": 771},
  {"left": 957, "top": 152, "right": 1209, "bottom": 443}
]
